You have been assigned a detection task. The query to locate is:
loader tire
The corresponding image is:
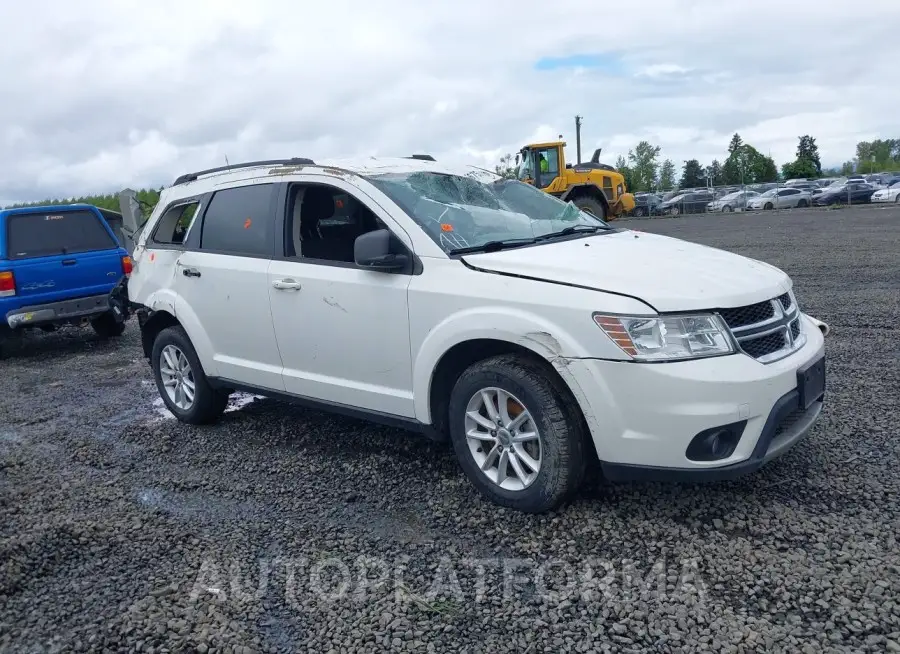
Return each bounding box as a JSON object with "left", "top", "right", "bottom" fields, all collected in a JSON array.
[{"left": 572, "top": 196, "right": 607, "bottom": 221}]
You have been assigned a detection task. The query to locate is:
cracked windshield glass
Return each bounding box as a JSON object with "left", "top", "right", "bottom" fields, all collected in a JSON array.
[{"left": 367, "top": 171, "right": 608, "bottom": 253}]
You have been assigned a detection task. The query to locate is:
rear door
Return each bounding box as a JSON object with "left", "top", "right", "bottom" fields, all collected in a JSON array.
[
  {"left": 3, "top": 208, "right": 124, "bottom": 306},
  {"left": 171, "top": 181, "right": 285, "bottom": 391}
]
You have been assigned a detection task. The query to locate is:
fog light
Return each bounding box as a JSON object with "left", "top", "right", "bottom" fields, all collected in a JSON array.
[{"left": 686, "top": 421, "right": 747, "bottom": 462}]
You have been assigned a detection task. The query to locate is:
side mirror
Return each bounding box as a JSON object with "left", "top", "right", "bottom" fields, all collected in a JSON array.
[{"left": 354, "top": 229, "right": 409, "bottom": 272}]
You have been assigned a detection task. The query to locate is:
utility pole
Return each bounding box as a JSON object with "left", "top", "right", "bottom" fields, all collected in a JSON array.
[{"left": 575, "top": 115, "right": 583, "bottom": 164}]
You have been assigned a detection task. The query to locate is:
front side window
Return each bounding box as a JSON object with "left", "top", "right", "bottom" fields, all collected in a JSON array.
[
  {"left": 534, "top": 148, "right": 560, "bottom": 177},
  {"left": 366, "top": 171, "right": 610, "bottom": 254},
  {"left": 200, "top": 184, "right": 276, "bottom": 257}
]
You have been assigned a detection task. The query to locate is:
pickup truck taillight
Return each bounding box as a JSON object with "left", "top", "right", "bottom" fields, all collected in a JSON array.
[
  {"left": 0, "top": 271, "right": 15, "bottom": 297},
  {"left": 121, "top": 256, "right": 133, "bottom": 276}
]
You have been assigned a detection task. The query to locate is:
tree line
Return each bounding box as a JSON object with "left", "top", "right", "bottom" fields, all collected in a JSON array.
[{"left": 495, "top": 134, "right": 900, "bottom": 193}]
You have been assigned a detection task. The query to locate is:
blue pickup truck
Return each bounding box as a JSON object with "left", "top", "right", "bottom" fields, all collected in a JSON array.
[{"left": 0, "top": 204, "right": 132, "bottom": 358}]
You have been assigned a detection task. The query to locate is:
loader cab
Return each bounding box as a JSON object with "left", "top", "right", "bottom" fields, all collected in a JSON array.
[{"left": 516, "top": 141, "right": 566, "bottom": 192}]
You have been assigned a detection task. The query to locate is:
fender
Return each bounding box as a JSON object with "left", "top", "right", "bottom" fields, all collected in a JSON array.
[
  {"left": 412, "top": 306, "right": 599, "bottom": 424},
  {"left": 559, "top": 183, "right": 609, "bottom": 206},
  {"left": 142, "top": 288, "right": 219, "bottom": 377}
]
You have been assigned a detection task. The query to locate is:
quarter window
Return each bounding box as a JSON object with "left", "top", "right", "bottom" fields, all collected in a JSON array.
[
  {"left": 200, "top": 184, "right": 276, "bottom": 257},
  {"left": 152, "top": 201, "right": 200, "bottom": 245}
]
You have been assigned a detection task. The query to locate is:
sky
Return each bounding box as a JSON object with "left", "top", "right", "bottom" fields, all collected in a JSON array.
[{"left": 1, "top": 0, "right": 899, "bottom": 204}]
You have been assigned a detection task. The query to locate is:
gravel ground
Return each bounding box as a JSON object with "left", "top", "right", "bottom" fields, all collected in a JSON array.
[{"left": 1, "top": 207, "right": 898, "bottom": 653}]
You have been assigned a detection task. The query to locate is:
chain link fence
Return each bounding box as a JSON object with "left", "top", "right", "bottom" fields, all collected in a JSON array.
[{"left": 627, "top": 173, "right": 900, "bottom": 218}]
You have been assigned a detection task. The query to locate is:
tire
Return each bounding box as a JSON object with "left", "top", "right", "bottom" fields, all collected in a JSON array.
[
  {"left": 632, "top": 206, "right": 646, "bottom": 217},
  {"left": 447, "top": 354, "right": 587, "bottom": 513},
  {"left": 895, "top": 194, "right": 899, "bottom": 203},
  {"left": 764, "top": 203, "right": 774, "bottom": 211},
  {"left": 670, "top": 205, "right": 680, "bottom": 216},
  {"left": 90, "top": 312, "right": 126, "bottom": 339},
  {"left": 571, "top": 196, "right": 607, "bottom": 221},
  {"left": 723, "top": 205, "right": 733, "bottom": 212},
  {"left": 151, "top": 325, "right": 229, "bottom": 425},
  {"left": 797, "top": 200, "right": 808, "bottom": 208}
]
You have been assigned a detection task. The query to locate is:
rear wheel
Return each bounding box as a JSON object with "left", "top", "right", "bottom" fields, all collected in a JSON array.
[
  {"left": 797, "top": 199, "right": 808, "bottom": 208},
  {"left": 670, "top": 205, "right": 680, "bottom": 216},
  {"left": 571, "top": 196, "right": 607, "bottom": 221},
  {"left": 152, "top": 326, "right": 229, "bottom": 425},
  {"left": 91, "top": 312, "right": 126, "bottom": 339},
  {"left": 448, "top": 354, "right": 587, "bottom": 513},
  {"left": 722, "top": 205, "right": 733, "bottom": 212},
  {"left": 632, "top": 206, "right": 646, "bottom": 217}
]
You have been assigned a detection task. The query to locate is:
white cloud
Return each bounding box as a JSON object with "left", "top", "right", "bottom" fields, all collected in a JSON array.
[{"left": 1, "top": 0, "right": 899, "bottom": 203}]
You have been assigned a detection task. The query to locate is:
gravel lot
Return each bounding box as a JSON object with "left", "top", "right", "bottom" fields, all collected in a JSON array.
[{"left": 2, "top": 207, "right": 898, "bottom": 653}]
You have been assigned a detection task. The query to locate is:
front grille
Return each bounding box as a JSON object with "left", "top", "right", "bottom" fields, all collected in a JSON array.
[
  {"left": 719, "top": 301, "right": 775, "bottom": 329},
  {"left": 717, "top": 291, "right": 803, "bottom": 363},
  {"left": 742, "top": 331, "right": 786, "bottom": 358}
]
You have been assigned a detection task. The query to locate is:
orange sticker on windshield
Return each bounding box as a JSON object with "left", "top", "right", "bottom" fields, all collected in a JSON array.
[
  {"left": 440, "top": 223, "right": 453, "bottom": 232},
  {"left": 244, "top": 218, "right": 252, "bottom": 229}
]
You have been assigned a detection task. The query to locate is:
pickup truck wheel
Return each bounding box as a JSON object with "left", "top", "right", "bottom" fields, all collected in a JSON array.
[
  {"left": 151, "top": 326, "right": 228, "bottom": 425},
  {"left": 571, "top": 196, "right": 607, "bottom": 221},
  {"left": 448, "top": 354, "right": 586, "bottom": 513},
  {"left": 90, "top": 312, "right": 126, "bottom": 339}
]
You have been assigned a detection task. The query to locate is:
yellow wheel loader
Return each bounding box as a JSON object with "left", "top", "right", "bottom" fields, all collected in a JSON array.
[{"left": 516, "top": 141, "right": 635, "bottom": 220}]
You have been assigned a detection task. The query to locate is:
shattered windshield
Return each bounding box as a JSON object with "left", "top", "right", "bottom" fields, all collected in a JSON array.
[{"left": 366, "top": 171, "right": 608, "bottom": 254}]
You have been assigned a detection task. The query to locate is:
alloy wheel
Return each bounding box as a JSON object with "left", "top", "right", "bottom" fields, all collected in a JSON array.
[
  {"left": 159, "top": 344, "right": 195, "bottom": 410},
  {"left": 464, "top": 387, "right": 542, "bottom": 491}
]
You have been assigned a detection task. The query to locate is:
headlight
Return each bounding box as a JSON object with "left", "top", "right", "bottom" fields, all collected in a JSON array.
[{"left": 593, "top": 313, "right": 734, "bottom": 361}]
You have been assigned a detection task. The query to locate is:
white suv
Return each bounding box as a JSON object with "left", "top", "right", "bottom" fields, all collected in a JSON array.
[{"left": 126, "top": 156, "right": 829, "bottom": 513}]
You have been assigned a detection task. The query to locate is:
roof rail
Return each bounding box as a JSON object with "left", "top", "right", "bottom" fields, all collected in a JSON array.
[
  {"left": 407, "top": 154, "right": 436, "bottom": 161},
  {"left": 172, "top": 157, "right": 316, "bottom": 186}
]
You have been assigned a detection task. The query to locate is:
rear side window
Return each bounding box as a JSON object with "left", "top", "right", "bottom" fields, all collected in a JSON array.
[
  {"left": 200, "top": 184, "right": 276, "bottom": 257},
  {"left": 5, "top": 210, "right": 116, "bottom": 260},
  {"left": 152, "top": 201, "right": 201, "bottom": 246}
]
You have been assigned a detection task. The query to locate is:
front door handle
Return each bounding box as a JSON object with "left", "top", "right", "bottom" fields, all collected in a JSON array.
[
  {"left": 182, "top": 268, "right": 201, "bottom": 278},
  {"left": 272, "top": 278, "right": 302, "bottom": 291}
]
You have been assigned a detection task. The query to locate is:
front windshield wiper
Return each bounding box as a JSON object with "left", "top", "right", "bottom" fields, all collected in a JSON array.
[
  {"left": 537, "top": 224, "right": 609, "bottom": 241},
  {"left": 448, "top": 237, "right": 538, "bottom": 255}
]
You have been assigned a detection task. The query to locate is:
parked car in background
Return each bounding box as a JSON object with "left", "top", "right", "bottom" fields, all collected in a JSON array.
[
  {"left": 707, "top": 190, "right": 759, "bottom": 212},
  {"left": 653, "top": 190, "right": 715, "bottom": 215},
  {"left": 0, "top": 204, "right": 132, "bottom": 357},
  {"left": 747, "top": 188, "right": 812, "bottom": 210},
  {"left": 812, "top": 182, "right": 876, "bottom": 206},
  {"left": 870, "top": 181, "right": 900, "bottom": 203},
  {"left": 629, "top": 193, "right": 662, "bottom": 217}
]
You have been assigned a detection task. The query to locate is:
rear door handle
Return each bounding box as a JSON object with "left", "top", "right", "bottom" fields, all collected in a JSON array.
[
  {"left": 182, "top": 268, "right": 201, "bottom": 278},
  {"left": 62, "top": 259, "right": 77, "bottom": 266},
  {"left": 272, "top": 278, "right": 302, "bottom": 291}
]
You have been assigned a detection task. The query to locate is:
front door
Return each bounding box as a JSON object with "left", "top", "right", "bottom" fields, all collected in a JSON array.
[{"left": 267, "top": 178, "right": 415, "bottom": 417}]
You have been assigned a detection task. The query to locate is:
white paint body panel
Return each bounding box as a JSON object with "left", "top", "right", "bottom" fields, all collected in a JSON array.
[{"left": 128, "top": 156, "right": 826, "bottom": 474}]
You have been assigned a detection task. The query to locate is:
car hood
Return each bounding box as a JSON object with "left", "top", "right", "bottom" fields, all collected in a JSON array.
[{"left": 462, "top": 230, "right": 791, "bottom": 312}]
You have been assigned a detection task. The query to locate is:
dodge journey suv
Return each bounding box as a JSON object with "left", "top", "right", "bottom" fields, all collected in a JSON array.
[{"left": 126, "top": 156, "right": 829, "bottom": 513}]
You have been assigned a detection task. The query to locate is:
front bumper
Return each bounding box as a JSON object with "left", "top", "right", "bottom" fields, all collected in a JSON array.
[
  {"left": 6, "top": 294, "right": 111, "bottom": 329},
  {"left": 564, "top": 313, "right": 826, "bottom": 479},
  {"left": 872, "top": 195, "right": 893, "bottom": 203}
]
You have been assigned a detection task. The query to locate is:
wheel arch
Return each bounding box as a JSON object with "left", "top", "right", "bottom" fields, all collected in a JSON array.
[
  {"left": 426, "top": 338, "right": 589, "bottom": 445},
  {"left": 560, "top": 183, "right": 610, "bottom": 212}
]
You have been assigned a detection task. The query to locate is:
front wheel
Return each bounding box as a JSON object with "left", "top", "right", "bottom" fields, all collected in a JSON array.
[
  {"left": 764, "top": 202, "right": 774, "bottom": 210},
  {"left": 448, "top": 354, "right": 587, "bottom": 513},
  {"left": 722, "top": 205, "right": 733, "bottom": 212},
  {"left": 632, "top": 206, "right": 646, "bottom": 217},
  {"left": 571, "top": 196, "right": 607, "bottom": 221},
  {"left": 151, "top": 326, "right": 229, "bottom": 425}
]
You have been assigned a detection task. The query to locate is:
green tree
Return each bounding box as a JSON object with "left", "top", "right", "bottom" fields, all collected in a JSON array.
[
  {"left": 494, "top": 153, "right": 517, "bottom": 179},
  {"left": 615, "top": 155, "right": 636, "bottom": 192},
  {"left": 727, "top": 133, "right": 744, "bottom": 156},
  {"left": 706, "top": 159, "right": 724, "bottom": 186},
  {"left": 627, "top": 141, "right": 661, "bottom": 192},
  {"left": 722, "top": 142, "right": 778, "bottom": 184},
  {"left": 782, "top": 158, "right": 818, "bottom": 180},
  {"left": 658, "top": 159, "right": 675, "bottom": 190},
  {"left": 840, "top": 161, "right": 856, "bottom": 175},
  {"left": 796, "top": 135, "right": 822, "bottom": 175},
  {"left": 680, "top": 159, "right": 705, "bottom": 188}
]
